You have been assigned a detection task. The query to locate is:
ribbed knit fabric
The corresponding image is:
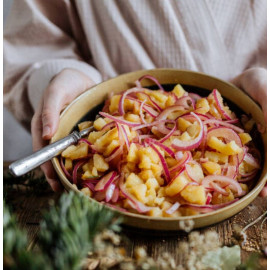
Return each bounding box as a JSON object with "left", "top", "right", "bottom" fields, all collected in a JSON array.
[{"left": 4, "top": 0, "right": 266, "bottom": 128}]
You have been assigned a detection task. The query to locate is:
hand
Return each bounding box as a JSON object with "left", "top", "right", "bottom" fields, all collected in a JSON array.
[
  {"left": 231, "top": 67, "right": 267, "bottom": 123},
  {"left": 31, "top": 68, "right": 96, "bottom": 191}
]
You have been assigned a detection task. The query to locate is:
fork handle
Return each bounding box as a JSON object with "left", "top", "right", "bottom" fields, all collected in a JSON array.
[{"left": 9, "top": 131, "right": 81, "bottom": 177}]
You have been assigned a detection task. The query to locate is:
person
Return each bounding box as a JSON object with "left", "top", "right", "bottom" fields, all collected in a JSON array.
[{"left": 4, "top": 0, "right": 266, "bottom": 191}]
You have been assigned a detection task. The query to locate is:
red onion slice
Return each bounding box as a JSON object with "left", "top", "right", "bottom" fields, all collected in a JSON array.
[
  {"left": 172, "top": 112, "right": 204, "bottom": 151},
  {"left": 105, "top": 182, "right": 116, "bottom": 202},
  {"left": 136, "top": 74, "right": 165, "bottom": 91},
  {"left": 60, "top": 157, "right": 72, "bottom": 181},
  {"left": 169, "top": 151, "right": 192, "bottom": 174},
  {"left": 119, "top": 87, "right": 142, "bottom": 116},
  {"left": 244, "top": 153, "right": 260, "bottom": 169},
  {"left": 95, "top": 171, "right": 118, "bottom": 191},
  {"left": 202, "top": 175, "right": 243, "bottom": 196},
  {"left": 203, "top": 119, "right": 244, "bottom": 133},
  {"left": 111, "top": 186, "right": 120, "bottom": 203},
  {"left": 100, "top": 112, "right": 141, "bottom": 127},
  {"left": 157, "top": 105, "right": 185, "bottom": 121},
  {"left": 213, "top": 89, "right": 232, "bottom": 120},
  {"left": 72, "top": 160, "right": 86, "bottom": 185},
  {"left": 166, "top": 202, "right": 180, "bottom": 215},
  {"left": 146, "top": 138, "right": 175, "bottom": 158}
]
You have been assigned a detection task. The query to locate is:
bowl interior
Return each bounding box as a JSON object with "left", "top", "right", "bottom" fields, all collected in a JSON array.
[{"left": 51, "top": 69, "right": 267, "bottom": 230}]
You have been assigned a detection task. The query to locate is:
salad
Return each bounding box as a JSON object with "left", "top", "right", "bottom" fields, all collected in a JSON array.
[{"left": 60, "top": 75, "right": 261, "bottom": 217}]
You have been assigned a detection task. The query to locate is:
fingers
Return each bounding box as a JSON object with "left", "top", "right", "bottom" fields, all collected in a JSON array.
[
  {"left": 41, "top": 68, "right": 96, "bottom": 140},
  {"left": 31, "top": 68, "right": 96, "bottom": 191}
]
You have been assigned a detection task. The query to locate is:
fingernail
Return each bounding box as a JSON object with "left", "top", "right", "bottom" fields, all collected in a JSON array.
[{"left": 43, "top": 125, "right": 51, "bottom": 138}]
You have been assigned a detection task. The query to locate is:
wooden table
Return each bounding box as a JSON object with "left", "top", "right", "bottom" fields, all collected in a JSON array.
[{"left": 4, "top": 163, "right": 266, "bottom": 268}]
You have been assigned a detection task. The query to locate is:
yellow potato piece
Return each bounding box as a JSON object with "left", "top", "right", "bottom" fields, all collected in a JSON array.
[
  {"left": 165, "top": 173, "right": 190, "bottom": 197},
  {"left": 195, "top": 98, "right": 210, "bottom": 114},
  {"left": 93, "top": 154, "right": 109, "bottom": 172},
  {"left": 78, "top": 121, "right": 92, "bottom": 131},
  {"left": 202, "top": 161, "right": 221, "bottom": 175},
  {"left": 148, "top": 207, "right": 163, "bottom": 217},
  {"left": 172, "top": 84, "right": 186, "bottom": 98},
  {"left": 205, "top": 151, "right": 228, "bottom": 164},
  {"left": 207, "top": 137, "right": 242, "bottom": 155},
  {"left": 145, "top": 178, "right": 160, "bottom": 191},
  {"left": 180, "top": 185, "right": 206, "bottom": 205},
  {"left": 93, "top": 118, "right": 107, "bottom": 131},
  {"left": 109, "top": 95, "right": 121, "bottom": 113},
  {"left": 239, "top": 133, "right": 252, "bottom": 145},
  {"left": 61, "top": 143, "right": 88, "bottom": 160},
  {"left": 177, "top": 118, "right": 192, "bottom": 132},
  {"left": 125, "top": 173, "right": 144, "bottom": 188},
  {"left": 127, "top": 143, "right": 139, "bottom": 163},
  {"left": 131, "top": 183, "right": 147, "bottom": 203}
]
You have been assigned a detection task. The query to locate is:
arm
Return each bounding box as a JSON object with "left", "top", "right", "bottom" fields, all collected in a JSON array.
[{"left": 4, "top": 0, "right": 101, "bottom": 190}]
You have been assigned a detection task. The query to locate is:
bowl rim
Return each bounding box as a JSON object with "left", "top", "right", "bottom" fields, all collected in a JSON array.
[{"left": 51, "top": 68, "right": 267, "bottom": 223}]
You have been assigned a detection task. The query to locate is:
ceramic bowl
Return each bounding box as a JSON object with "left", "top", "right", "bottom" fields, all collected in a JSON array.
[{"left": 51, "top": 69, "right": 267, "bottom": 230}]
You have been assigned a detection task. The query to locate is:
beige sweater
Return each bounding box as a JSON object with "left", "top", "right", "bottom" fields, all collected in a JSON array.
[{"left": 4, "top": 0, "right": 266, "bottom": 129}]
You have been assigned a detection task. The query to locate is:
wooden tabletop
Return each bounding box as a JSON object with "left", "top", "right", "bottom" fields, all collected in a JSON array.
[{"left": 4, "top": 163, "right": 266, "bottom": 268}]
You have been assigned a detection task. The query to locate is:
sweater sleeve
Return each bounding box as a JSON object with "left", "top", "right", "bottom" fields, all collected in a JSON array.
[{"left": 4, "top": 0, "right": 102, "bottom": 130}]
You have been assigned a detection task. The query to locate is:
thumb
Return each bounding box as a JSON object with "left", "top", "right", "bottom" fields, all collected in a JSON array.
[{"left": 41, "top": 90, "right": 62, "bottom": 140}]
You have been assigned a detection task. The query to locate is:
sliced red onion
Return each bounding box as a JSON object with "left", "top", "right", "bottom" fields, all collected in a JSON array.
[
  {"left": 105, "top": 146, "right": 123, "bottom": 162},
  {"left": 226, "top": 165, "right": 237, "bottom": 179},
  {"left": 100, "top": 121, "right": 116, "bottom": 132},
  {"left": 169, "top": 151, "right": 191, "bottom": 173},
  {"left": 205, "top": 193, "right": 212, "bottom": 204},
  {"left": 175, "top": 96, "right": 195, "bottom": 109},
  {"left": 111, "top": 186, "right": 120, "bottom": 203},
  {"left": 207, "top": 127, "right": 242, "bottom": 146},
  {"left": 94, "top": 190, "right": 106, "bottom": 201},
  {"left": 149, "top": 144, "right": 170, "bottom": 183},
  {"left": 181, "top": 112, "right": 209, "bottom": 122},
  {"left": 95, "top": 171, "right": 118, "bottom": 191},
  {"left": 120, "top": 125, "right": 130, "bottom": 150},
  {"left": 238, "top": 171, "right": 258, "bottom": 182},
  {"left": 172, "top": 112, "right": 204, "bottom": 151},
  {"left": 203, "top": 119, "right": 244, "bottom": 133},
  {"left": 137, "top": 74, "right": 165, "bottom": 91},
  {"left": 72, "top": 160, "right": 86, "bottom": 184},
  {"left": 125, "top": 96, "right": 159, "bottom": 117},
  {"left": 181, "top": 199, "right": 239, "bottom": 213},
  {"left": 157, "top": 105, "right": 185, "bottom": 121},
  {"left": 145, "top": 138, "right": 175, "bottom": 158},
  {"left": 202, "top": 175, "right": 243, "bottom": 196},
  {"left": 244, "top": 153, "right": 260, "bottom": 169},
  {"left": 166, "top": 202, "right": 180, "bottom": 215},
  {"left": 159, "top": 122, "right": 177, "bottom": 143},
  {"left": 119, "top": 87, "right": 142, "bottom": 116},
  {"left": 210, "top": 182, "right": 229, "bottom": 196},
  {"left": 60, "top": 157, "right": 72, "bottom": 181},
  {"left": 119, "top": 176, "right": 152, "bottom": 213},
  {"left": 100, "top": 112, "right": 141, "bottom": 127},
  {"left": 82, "top": 181, "right": 95, "bottom": 192},
  {"left": 105, "top": 182, "right": 116, "bottom": 202},
  {"left": 185, "top": 161, "right": 204, "bottom": 183},
  {"left": 139, "top": 100, "right": 147, "bottom": 124},
  {"left": 212, "top": 89, "right": 232, "bottom": 120},
  {"left": 135, "top": 90, "right": 162, "bottom": 112},
  {"left": 175, "top": 151, "right": 184, "bottom": 160},
  {"left": 225, "top": 119, "right": 239, "bottom": 124},
  {"left": 189, "top": 93, "right": 202, "bottom": 101}
]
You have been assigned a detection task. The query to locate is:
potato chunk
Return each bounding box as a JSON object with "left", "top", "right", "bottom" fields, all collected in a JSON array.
[
  {"left": 165, "top": 173, "right": 190, "bottom": 197},
  {"left": 93, "top": 154, "right": 109, "bottom": 172},
  {"left": 61, "top": 143, "right": 88, "bottom": 160},
  {"left": 180, "top": 185, "right": 206, "bottom": 205}
]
